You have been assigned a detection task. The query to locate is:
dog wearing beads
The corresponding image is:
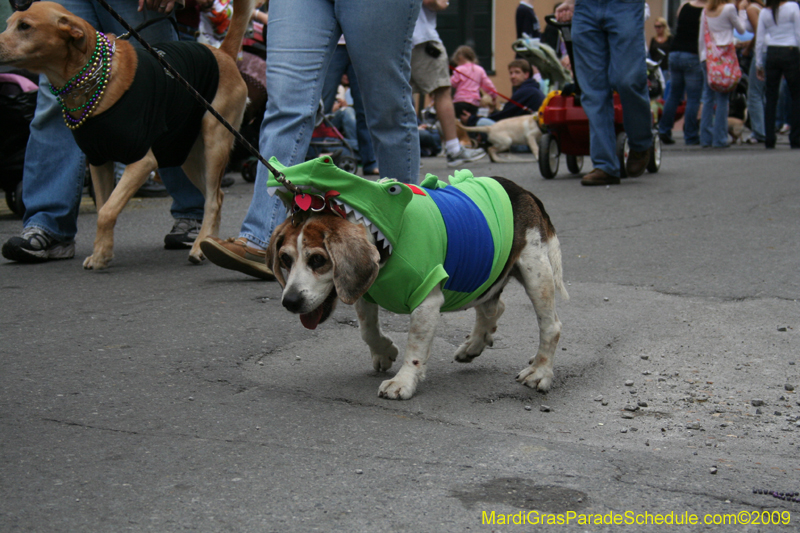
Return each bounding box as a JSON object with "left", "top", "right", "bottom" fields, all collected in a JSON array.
[{"left": 0, "top": 0, "right": 253, "bottom": 268}]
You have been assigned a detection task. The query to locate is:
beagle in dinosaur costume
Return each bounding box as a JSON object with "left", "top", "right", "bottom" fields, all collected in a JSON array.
[{"left": 266, "top": 157, "right": 568, "bottom": 400}]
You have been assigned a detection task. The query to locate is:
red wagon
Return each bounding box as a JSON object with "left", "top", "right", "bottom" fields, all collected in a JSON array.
[{"left": 533, "top": 15, "right": 662, "bottom": 180}]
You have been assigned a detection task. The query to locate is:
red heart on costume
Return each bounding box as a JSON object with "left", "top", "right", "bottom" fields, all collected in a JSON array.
[{"left": 295, "top": 194, "right": 312, "bottom": 211}]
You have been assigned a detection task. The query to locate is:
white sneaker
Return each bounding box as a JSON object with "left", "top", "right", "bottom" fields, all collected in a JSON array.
[
  {"left": 446, "top": 146, "right": 486, "bottom": 167},
  {"left": 2, "top": 227, "right": 75, "bottom": 263}
]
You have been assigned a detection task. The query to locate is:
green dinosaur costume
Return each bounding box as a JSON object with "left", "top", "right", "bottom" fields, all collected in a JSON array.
[{"left": 266, "top": 156, "right": 514, "bottom": 314}]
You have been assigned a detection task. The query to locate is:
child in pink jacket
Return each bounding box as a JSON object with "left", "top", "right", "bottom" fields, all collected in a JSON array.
[{"left": 450, "top": 45, "right": 498, "bottom": 122}]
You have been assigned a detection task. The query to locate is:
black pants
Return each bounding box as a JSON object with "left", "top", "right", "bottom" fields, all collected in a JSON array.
[{"left": 764, "top": 46, "right": 800, "bottom": 148}]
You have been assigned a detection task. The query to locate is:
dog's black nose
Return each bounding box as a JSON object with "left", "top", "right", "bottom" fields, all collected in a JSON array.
[
  {"left": 282, "top": 291, "right": 304, "bottom": 314},
  {"left": 10, "top": 0, "right": 35, "bottom": 12}
]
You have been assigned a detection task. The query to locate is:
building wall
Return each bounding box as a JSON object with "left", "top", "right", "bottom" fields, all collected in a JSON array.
[{"left": 489, "top": 0, "right": 666, "bottom": 100}]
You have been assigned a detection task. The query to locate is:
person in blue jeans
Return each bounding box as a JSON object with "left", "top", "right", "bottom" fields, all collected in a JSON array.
[
  {"left": 200, "top": 0, "right": 421, "bottom": 280},
  {"left": 556, "top": 0, "right": 653, "bottom": 186},
  {"left": 321, "top": 41, "right": 379, "bottom": 176},
  {"left": 657, "top": 0, "right": 706, "bottom": 146},
  {"left": 1, "top": 0, "right": 207, "bottom": 264}
]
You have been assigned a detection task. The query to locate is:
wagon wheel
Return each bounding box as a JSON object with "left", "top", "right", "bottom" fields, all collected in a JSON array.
[
  {"left": 566, "top": 155, "right": 584, "bottom": 175},
  {"left": 538, "top": 133, "right": 560, "bottom": 179},
  {"left": 647, "top": 131, "right": 662, "bottom": 173},
  {"left": 616, "top": 131, "right": 629, "bottom": 178},
  {"left": 5, "top": 181, "right": 24, "bottom": 218}
]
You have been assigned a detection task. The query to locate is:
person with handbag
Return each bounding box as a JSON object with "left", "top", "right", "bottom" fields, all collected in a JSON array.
[
  {"left": 699, "top": 0, "right": 747, "bottom": 148},
  {"left": 755, "top": 0, "right": 800, "bottom": 149}
]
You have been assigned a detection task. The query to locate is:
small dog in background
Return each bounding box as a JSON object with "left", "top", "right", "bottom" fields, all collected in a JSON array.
[
  {"left": 728, "top": 110, "right": 748, "bottom": 145},
  {"left": 457, "top": 114, "right": 542, "bottom": 162}
]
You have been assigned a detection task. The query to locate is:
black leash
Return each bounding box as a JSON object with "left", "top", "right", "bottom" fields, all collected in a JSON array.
[{"left": 9, "top": 0, "right": 298, "bottom": 193}]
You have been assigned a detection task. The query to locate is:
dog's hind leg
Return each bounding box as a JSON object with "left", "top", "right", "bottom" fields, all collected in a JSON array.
[
  {"left": 453, "top": 294, "right": 505, "bottom": 362},
  {"left": 183, "top": 121, "right": 232, "bottom": 264},
  {"left": 514, "top": 229, "right": 562, "bottom": 392},
  {"left": 355, "top": 298, "right": 399, "bottom": 372},
  {"left": 84, "top": 154, "right": 158, "bottom": 270},
  {"left": 378, "top": 286, "right": 445, "bottom": 400}
]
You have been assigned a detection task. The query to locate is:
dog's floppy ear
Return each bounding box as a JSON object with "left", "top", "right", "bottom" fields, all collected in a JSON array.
[
  {"left": 324, "top": 217, "right": 380, "bottom": 305},
  {"left": 57, "top": 15, "right": 88, "bottom": 53},
  {"left": 266, "top": 220, "right": 291, "bottom": 287}
]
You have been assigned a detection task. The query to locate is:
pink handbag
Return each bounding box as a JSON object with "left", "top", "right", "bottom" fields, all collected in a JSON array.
[{"left": 703, "top": 15, "right": 742, "bottom": 93}]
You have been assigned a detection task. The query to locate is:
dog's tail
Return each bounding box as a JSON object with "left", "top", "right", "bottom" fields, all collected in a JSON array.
[
  {"left": 219, "top": 0, "right": 257, "bottom": 61},
  {"left": 456, "top": 122, "right": 492, "bottom": 134},
  {"left": 548, "top": 234, "right": 569, "bottom": 301}
]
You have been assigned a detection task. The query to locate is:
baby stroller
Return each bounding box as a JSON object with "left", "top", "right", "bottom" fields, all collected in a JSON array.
[
  {"left": 305, "top": 101, "right": 358, "bottom": 174},
  {"left": 512, "top": 35, "right": 573, "bottom": 93},
  {"left": 533, "top": 15, "right": 661, "bottom": 179},
  {"left": 0, "top": 70, "right": 38, "bottom": 217}
]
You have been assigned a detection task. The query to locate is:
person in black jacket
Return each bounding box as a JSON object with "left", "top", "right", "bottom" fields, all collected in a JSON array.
[
  {"left": 516, "top": 1, "right": 542, "bottom": 38},
  {"left": 489, "top": 61, "right": 545, "bottom": 121}
]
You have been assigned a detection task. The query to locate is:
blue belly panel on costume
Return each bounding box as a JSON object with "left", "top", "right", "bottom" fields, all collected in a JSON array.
[{"left": 426, "top": 186, "right": 494, "bottom": 293}]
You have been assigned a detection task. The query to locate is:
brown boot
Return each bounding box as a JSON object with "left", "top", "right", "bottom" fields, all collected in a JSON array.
[
  {"left": 199, "top": 236, "right": 275, "bottom": 280},
  {"left": 625, "top": 148, "right": 650, "bottom": 178},
  {"left": 581, "top": 168, "right": 620, "bottom": 186}
]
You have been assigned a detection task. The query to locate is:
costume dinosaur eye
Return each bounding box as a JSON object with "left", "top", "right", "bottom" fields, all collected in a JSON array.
[{"left": 387, "top": 184, "right": 403, "bottom": 195}]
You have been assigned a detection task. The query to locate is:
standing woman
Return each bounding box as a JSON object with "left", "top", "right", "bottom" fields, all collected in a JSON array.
[
  {"left": 699, "top": 0, "right": 747, "bottom": 148},
  {"left": 744, "top": 0, "right": 767, "bottom": 143},
  {"left": 657, "top": 0, "right": 707, "bottom": 146},
  {"left": 755, "top": 0, "right": 800, "bottom": 148},
  {"left": 650, "top": 17, "right": 674, "bottom": 80}
]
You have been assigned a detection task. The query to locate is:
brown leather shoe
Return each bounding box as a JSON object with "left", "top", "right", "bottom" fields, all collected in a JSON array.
[
  {"left": 200, "top": 236, "right": 275, "bottom": 280},
  {"left": 625, "top": 148, "right": 650, "bottom": 178},
  {"left": 581, "top": 168, "right": 620, "bottom": 186}
]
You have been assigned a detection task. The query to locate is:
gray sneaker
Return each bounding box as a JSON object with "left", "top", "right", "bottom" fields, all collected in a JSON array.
[
  {"left": 446, "top": 146, "right": 486, "bottom": 167},
  {"left": 2, "top": 227, "right": 75, "bottom": 263},
  {"left": 164, "top": 218, "right": 202, "bottom": 250}
]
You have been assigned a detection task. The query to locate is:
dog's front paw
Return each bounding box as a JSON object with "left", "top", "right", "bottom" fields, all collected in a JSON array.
[
  {"left": 516, "top": 359, "right": 554, "bottom": 392},
  {"left": 453, "top": 332, "right": 493, "bottom": 363},
  {"left": 187, "top": 249, "right": 205, "bottom": 264},
  {"left": 372, "top": 343, "right": 399, "bottom": 372},
  {"left": 378, "top": 373, "right": 416, "bottom": 400},
  {"left": 83, "top": 252, "right": 112, "bottom": 270}
]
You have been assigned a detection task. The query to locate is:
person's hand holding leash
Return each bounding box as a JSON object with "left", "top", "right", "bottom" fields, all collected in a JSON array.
[{"left": 138, "top": 0, "right": 177, "bottom": 14}]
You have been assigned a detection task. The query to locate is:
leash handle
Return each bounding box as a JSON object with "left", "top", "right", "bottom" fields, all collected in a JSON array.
[{"left": 91, "top": 0, "right": 300, "bottom": 194}]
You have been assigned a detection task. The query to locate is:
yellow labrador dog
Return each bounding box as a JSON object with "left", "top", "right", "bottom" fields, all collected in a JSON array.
[
  {"left": 265, "top": 160, "right": 568, "bottom": 400},
  {"left": 457, "top": 114, "right": 542, "bottom": 162},
  {"left": 0, "top": 0, "right": 253, "bottom": 268}
]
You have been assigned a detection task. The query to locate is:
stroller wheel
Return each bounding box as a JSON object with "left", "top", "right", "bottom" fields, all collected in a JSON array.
[
  {"left": 616, "top": 132, "right": 629, "bottom": 179},
  {"left": 336, "top": 155, "right": 358, "bottom": 174},
  {"left": 241, "top": 158, "right": 258, "bottom": 183},
  {"left": 5, "top": 181, "right": 25, "bottom": 218},
  {"left": 538, "top": 133, "right": 560, "bottom": 179}
]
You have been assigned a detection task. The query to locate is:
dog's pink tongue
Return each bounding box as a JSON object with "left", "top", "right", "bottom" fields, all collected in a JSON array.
[{"left": 300, "top": 307, "right": 323, "bottom": 330}]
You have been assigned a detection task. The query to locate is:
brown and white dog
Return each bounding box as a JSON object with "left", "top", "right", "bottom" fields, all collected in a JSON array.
[
  {"left": 0, "top": 0, "right": 253, "bottom": 268},
  {"left": 457, "top": 114, "right": 542, "bottom": 162},
  {"left": 266, "top": 176, "right": 568, "bottom": 400}
]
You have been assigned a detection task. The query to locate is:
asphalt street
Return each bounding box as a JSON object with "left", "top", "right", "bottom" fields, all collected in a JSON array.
[{"left": 1, "top": 138, "right": 799, "bottom": 532}]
